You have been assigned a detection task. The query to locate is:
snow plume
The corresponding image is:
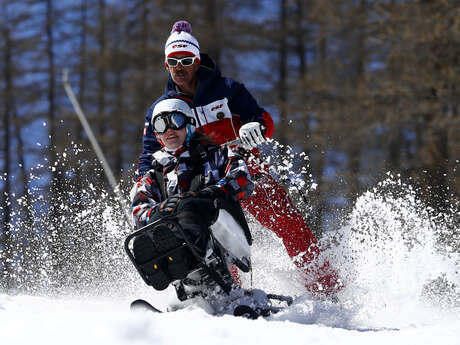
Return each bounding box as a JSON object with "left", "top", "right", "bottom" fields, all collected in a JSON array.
[
  {"left": 0, "top": 145, "right": 143, "bottom": 297},
  {"left": 321, "top": 176, "right": 460, "bottom": 328},
  {"left": 259, "top": 138, "right": 313, "bottom": 212},
  {"left": 242, "top": 214, "right": 307, "bottom": 297}
]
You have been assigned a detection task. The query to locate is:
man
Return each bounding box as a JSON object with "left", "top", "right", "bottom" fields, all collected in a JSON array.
[{"left": 137, "top": 21, "right": 341, "bottom": 295}]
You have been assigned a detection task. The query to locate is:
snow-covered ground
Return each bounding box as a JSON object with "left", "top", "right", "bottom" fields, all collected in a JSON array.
[
  {"left": 0, "top": 292, "right": 458, "bottom": 345},
  {"left": 1, "top": 179, "right": 459, "bottom": 344}
]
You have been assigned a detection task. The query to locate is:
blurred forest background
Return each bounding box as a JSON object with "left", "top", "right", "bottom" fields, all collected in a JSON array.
[{"left": 0, "top": 0, "right": 459, "bottom": 293}]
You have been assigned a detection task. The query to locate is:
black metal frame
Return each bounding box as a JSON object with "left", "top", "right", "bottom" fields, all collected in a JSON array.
[{"left": 124, "top": 217, "right": 233, "bottom": 295}]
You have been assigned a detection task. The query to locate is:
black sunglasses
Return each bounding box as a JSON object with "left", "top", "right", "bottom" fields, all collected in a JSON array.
[
  {"left": 153, "top": 112, "right": 190, "bottom": 134},
  {"left": 166, "top": 56, "right": 197, "bottom": 67}
]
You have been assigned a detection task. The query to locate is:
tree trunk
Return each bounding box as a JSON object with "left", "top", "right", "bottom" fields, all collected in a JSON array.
[
  {"left": 74, "top": 0, "right": 88, "bottom": 208},
  {"left": 296, "top": 0, "right": 307, "bottom": 78},
  {"left": 97, "top": 0, "right": 107, "bottom": 139},
  {"left": 1, "top": 15, "right": 13, "bottom": 291},
  {"left": 46, "top": 0, "right": 57, "bottom": 174},
  {"left": 308, "top": 22, "right": 328, "bottom": 237},
  {"left": 347, "top": 0, "right": 367, "bottom": 201},
  {"left": 424, "top": 120, "right": 449, "bottom": 212},
  {"left": 77, "top": 0, "right": 87, "bottom": 141},
  {"left": 295, "top": 0, "right": 318, "bottom": 234},
  {"left": 388, "top": 127, "right": 402, "bottom": 173},
  {"left": 114, "top": 18, "right": 124, "bottom": 177},
  {"left": 203, "top": 0, "right": 221, "bottom": 65},
  {"left": 277, "top": 0, "right": 288, "bottom": 147},
  {"left": 46, "top": 0, "right": 63, "bottom": 286},
  {"left": 295, "top": 0, "right": 310, "bottom": 163},
  {"left": 139, "top": 0, "right": 149, "bottom": 106}
]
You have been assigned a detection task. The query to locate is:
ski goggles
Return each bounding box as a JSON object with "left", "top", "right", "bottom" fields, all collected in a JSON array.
[
  {"left": 152, "top": 112, "right": 190, "bottom": 134},
  {"left": 166, "top": 56, "right": 197, "bottom": 67}
]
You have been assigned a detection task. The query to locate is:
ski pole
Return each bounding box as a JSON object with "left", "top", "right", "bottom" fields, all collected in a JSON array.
[{"left": 62, "top": 69, "right": 132, "bottom": 226}]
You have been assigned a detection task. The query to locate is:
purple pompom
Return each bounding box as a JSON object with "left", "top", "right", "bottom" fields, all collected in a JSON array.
[{"left": 171, "top": 20, "right": 192, "bottom": 34}]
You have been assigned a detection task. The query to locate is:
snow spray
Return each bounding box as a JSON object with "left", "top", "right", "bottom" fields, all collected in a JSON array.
[{"left": 319, "top": 175, "right": 460, "bottom": 328}]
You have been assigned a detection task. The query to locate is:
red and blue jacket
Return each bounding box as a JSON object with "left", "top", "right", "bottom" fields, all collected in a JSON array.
[{"left": 137, "top": 53, "right": 274, "bottom": 177}]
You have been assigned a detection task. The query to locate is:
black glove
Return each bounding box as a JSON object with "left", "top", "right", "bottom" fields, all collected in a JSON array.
[
  {"left": 146, "top": 193, "right": 188, "bottom": 224},
  {"left": 158, "top": 195, "right": 180, "bottom": 214},
  {"left": 196, "top": 186, "right": 226, "bottom": 200},
  {"left": 159, "top": 191, "right": 201, "bottom": 214},
  {"left": 176, "top": 197, "right": 220, "bottom": 229}
]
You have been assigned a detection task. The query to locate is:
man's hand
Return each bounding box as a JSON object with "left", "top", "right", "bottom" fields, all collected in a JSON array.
[{"left": 239, "top": 122, "right": 266, "bottom": 149}]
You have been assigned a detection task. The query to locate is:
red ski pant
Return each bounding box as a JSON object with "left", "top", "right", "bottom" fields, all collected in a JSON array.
[{"left": 240, "top": 162, "right": 342, "bottom": 295}]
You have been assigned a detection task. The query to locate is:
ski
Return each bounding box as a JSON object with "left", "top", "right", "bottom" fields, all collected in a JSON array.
[
  {"left": 233, "top": 305, "right": 263, "bottom": 319},
  {"left": 232, "top": 304, "right": 287, "bottom": 319},
  {"left": 130, "top": 290, "right": 293, "bottom": 318},
  {"left": 232, "top": 293, "right": 293, "bottom": 319},
  {"left": 130, "top": 299, "right": 290, "bottom": 319},
  {"left": 130, "top": 299, "right": 163, "bottom": 313}
]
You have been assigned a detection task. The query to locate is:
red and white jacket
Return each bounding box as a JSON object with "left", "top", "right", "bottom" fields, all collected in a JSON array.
[{"left": 137, "top": 53, "right": 274, "bottom": 177}]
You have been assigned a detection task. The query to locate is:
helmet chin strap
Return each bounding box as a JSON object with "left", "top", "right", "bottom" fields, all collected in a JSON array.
[{"left": 164, "top": 145, "right": 183, "bottom": 154}]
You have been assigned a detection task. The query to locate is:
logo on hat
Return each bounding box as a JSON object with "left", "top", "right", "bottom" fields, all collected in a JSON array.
[{"left": 165, "top": 22, "right": 200, "bottom": 61}]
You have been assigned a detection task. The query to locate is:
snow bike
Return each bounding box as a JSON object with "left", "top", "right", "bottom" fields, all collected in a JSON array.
[{"left": 124, "top": 205, "right": 293, "bottom": 318}]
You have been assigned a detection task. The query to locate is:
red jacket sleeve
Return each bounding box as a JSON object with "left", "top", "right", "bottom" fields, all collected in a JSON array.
[{"left": 262, "top": 111, "right": 274, "bottom": 138}]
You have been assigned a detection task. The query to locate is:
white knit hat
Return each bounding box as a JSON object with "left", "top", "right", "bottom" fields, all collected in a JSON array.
[{"left": 164, "top": 21, "right": 200, "bottom": 61}]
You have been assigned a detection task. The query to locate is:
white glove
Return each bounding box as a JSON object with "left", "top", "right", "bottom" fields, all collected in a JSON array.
[{"left": 238, "top": 122, "right": 266, "bottom": 149}]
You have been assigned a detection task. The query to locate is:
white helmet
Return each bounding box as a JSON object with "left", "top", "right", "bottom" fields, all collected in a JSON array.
[
  {"left": 151, "top": 98, "right": 196, "bottom": 142},
  {"left": 152, "top": 98, "right": 193, "bottom": 121}
]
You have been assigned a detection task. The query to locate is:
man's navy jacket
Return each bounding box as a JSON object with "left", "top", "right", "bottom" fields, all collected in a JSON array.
[{"left": 137, "top": 53, "right": 274, "bottom": 177}]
